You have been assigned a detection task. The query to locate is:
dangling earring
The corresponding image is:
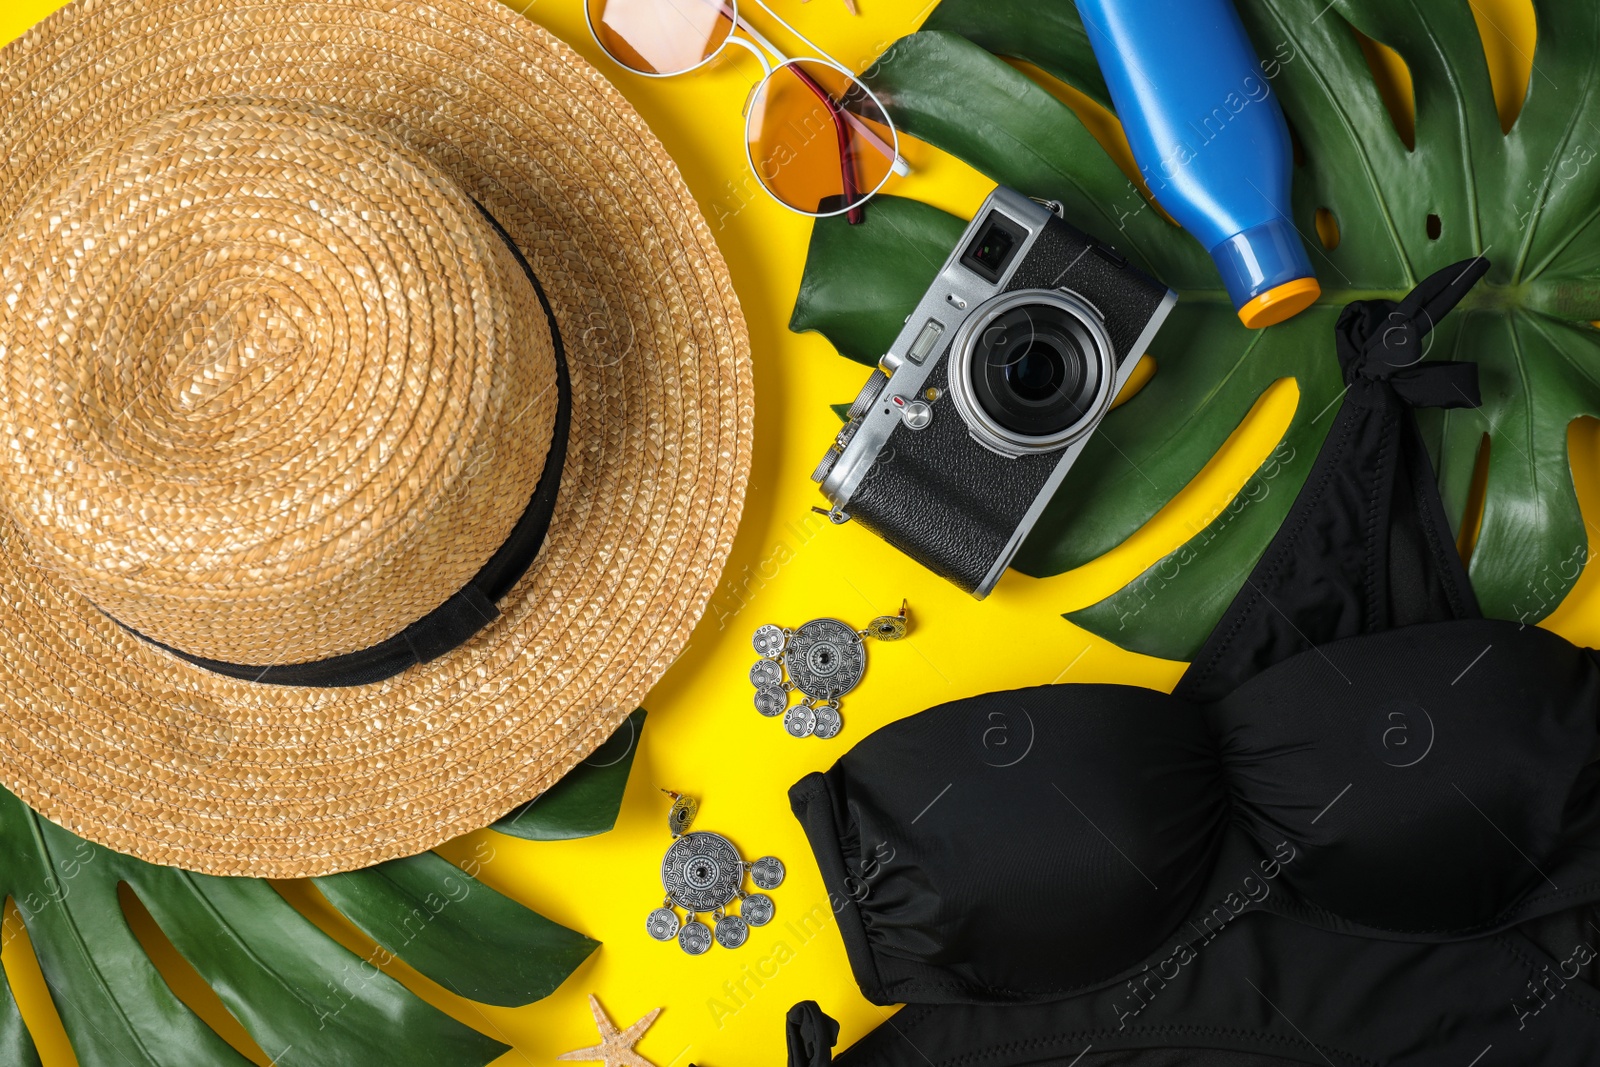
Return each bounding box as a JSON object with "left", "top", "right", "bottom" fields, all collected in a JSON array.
[
  {"left": 750, "top": 600, "right": 910, "bottom": 739},
  {"left": 646, "top": 790, "right": 784, "bottom": 955}
]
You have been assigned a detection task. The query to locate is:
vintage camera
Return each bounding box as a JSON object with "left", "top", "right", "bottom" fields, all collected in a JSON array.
[{"left": 812, "top": 186, "right": 1176, "bottom": 598}]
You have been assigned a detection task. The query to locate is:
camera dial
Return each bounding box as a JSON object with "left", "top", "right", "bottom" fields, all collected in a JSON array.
[{"left": 945, "top": 289, "right": 1117, "bottom": 456}]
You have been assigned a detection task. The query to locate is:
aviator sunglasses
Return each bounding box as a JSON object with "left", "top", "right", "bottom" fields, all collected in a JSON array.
[{"left": 584, "top": 0, "right": 908, "bottom": 221}]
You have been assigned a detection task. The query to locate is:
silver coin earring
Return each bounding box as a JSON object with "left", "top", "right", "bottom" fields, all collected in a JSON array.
[
  {"left": 750, "top": 600, "right": 910, "bottom": 739},
  {"left": 646, "top": 790, "right": 783, "bottom": 955}
]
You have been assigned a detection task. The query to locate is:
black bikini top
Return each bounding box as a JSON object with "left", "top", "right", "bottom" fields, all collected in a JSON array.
[{"left": 788, "top": 260, "right": 1600, "bottom": 1022}]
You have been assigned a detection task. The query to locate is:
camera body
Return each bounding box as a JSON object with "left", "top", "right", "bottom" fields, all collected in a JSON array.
[{"left": 812, "top": 186, "right": 1176, "bottom": 598}]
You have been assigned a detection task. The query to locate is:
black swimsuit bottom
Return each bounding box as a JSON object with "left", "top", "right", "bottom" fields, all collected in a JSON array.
[{"left": 785, "top": 260, "right": 1600, "bottom": 1066}]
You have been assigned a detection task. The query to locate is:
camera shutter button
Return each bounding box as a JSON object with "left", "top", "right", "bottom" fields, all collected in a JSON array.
[{"left": 892, "top": 395, "right": 933, "bottom": 430}]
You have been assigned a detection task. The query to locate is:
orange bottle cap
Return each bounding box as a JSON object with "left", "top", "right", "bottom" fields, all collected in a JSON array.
[{"left": 1237, "top": 277, "right": 1321, "bottom": 329}]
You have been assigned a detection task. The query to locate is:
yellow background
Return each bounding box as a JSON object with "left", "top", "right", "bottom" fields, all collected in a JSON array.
[{"left": 0, "top": 0, "right": 1591, "bottom": 1065}]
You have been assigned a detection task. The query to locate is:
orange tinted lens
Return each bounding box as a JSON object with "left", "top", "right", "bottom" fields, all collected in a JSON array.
[
  {"left": 746, "top": 59, "right": 895, "bottom": 216},
  {"left": 589, "top": 0, "right": 733, "bottom": 75}
]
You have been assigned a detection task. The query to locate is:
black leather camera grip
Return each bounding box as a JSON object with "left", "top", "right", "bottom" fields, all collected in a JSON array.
[{"left": 846, "top": 361, "right": 1058, "bottom": 594}]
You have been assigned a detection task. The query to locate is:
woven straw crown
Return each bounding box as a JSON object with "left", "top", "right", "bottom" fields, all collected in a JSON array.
[
  {"left": 0, "top": 0, "right": 753, "bottom": 877},
  {"left": 0, "top": 100, "right": 559, "bottom": 665}
]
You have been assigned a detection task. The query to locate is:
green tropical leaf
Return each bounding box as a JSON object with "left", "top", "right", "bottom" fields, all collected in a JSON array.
[
  {"left": 791, "top": 197, "right": 965, "bottom": 365},
  {"left": 0, "top": 963, "right": 41, "bottom": 1067},
  {"left": 918, "top": 0, "right": 1110, "bottom": 109},
  {"left": 493, "top": 707, "right": 646, "bottom": 841},
  {"left": 0, "top": 784, "right": 496, "bottom": 1065},
  {"left": 793, "top": 1, "right": 1600, "bottom": 658},
  {"left": 312, "top": 850, "right": 597, "bottom": 1007},
  {"left": 0, "top": 707, "right": 652, "bottom": 1064}
]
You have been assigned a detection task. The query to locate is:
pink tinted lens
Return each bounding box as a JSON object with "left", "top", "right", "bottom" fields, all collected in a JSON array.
[{"left": 588, "top": 0, "right": 734, "bottom": 75}]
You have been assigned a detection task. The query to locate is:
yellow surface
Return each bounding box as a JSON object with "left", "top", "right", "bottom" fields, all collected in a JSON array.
[
  {"left": 1238, "top": 276, "right": 1322, "bottom": 328},
  {"left": 0, "top": 1, "right": 1583, "bottom": 1066}
]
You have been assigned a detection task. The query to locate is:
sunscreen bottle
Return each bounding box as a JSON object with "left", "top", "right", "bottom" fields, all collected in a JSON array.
[{"left": 1075, "top": 0, "right": 1320, "bottom": 328}]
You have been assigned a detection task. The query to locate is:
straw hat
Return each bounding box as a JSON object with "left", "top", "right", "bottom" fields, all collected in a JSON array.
[{"left": 0, "top": 0, "right": 752, "bottom": 876}]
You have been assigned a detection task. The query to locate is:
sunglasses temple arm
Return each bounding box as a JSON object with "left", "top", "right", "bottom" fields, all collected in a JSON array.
[
  {"left": 842, "top": 109, "right": 909, "bottom": 175},
  {"left": 745, "top": 0, "right": 841, "bottom": 72},
  {"left": 726, "top": 5, "right": 784, "bottom": 62}
]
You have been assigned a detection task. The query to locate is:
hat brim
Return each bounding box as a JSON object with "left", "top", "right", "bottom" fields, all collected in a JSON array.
[{"left": 0, "top": 0, "right": 752, "bottom": 876}]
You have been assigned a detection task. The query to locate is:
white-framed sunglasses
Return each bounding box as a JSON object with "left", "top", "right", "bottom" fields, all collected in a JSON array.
[{"left": 584, "top": 0, "right": 910, "bottom": 221}]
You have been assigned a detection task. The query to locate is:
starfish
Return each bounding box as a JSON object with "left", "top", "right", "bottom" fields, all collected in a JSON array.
[{"left": 556, "top": 994, "right": 663, "bottom": 1067}]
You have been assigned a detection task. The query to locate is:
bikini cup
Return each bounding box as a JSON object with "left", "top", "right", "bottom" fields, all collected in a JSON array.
[
  {"left": 789, "top": 258, "right": 1600, "bottom": 1012},
  {"left": 792, "top": 619, "right": 1600, "bottom": 1007}
]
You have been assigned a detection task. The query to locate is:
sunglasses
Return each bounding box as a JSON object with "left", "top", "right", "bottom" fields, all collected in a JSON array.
[{"left": 585, "top": 0, "right": 908, "bottom": 222}]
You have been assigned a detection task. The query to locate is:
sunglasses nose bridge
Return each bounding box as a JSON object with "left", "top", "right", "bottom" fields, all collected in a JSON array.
[{"left": 723, "top": 32, "right": 774, "bottom": 88}]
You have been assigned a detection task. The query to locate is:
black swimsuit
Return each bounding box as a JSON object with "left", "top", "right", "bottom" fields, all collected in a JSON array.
[{"left": 786, "top": 260, "right": 1600, "bottom": 1065}]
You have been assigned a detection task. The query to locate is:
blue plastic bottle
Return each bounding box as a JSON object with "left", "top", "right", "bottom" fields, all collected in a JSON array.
[{"left": 1074, "top": 0, "right": 1320, "bottom": 328}]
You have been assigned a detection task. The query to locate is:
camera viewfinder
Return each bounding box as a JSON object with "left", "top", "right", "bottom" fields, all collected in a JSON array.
[{"left": 959, "top": 211, "right": 1028, "bottom": 282}]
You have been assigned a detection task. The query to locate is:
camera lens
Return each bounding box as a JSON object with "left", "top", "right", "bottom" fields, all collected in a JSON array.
[
  {"left": 970, "top": 303, "right": 1104, "bottom": 439},
  {"left": 1005, "top": 342, "right": 1067, "bottom": 401}
]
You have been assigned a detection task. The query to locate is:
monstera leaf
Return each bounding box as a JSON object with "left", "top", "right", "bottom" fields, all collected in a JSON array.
[
  {"left": 493, "top": 707, "right": 645, "bottom": 840},
  {"left": 0, "top": 961, "right": 37, "bottom": 1067},
  {"left": 0, "top": 711, "right": 649, "bottom": 1065},
  {"left": 794, "top": 0, "right": 1600, "bottom": 658}
]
